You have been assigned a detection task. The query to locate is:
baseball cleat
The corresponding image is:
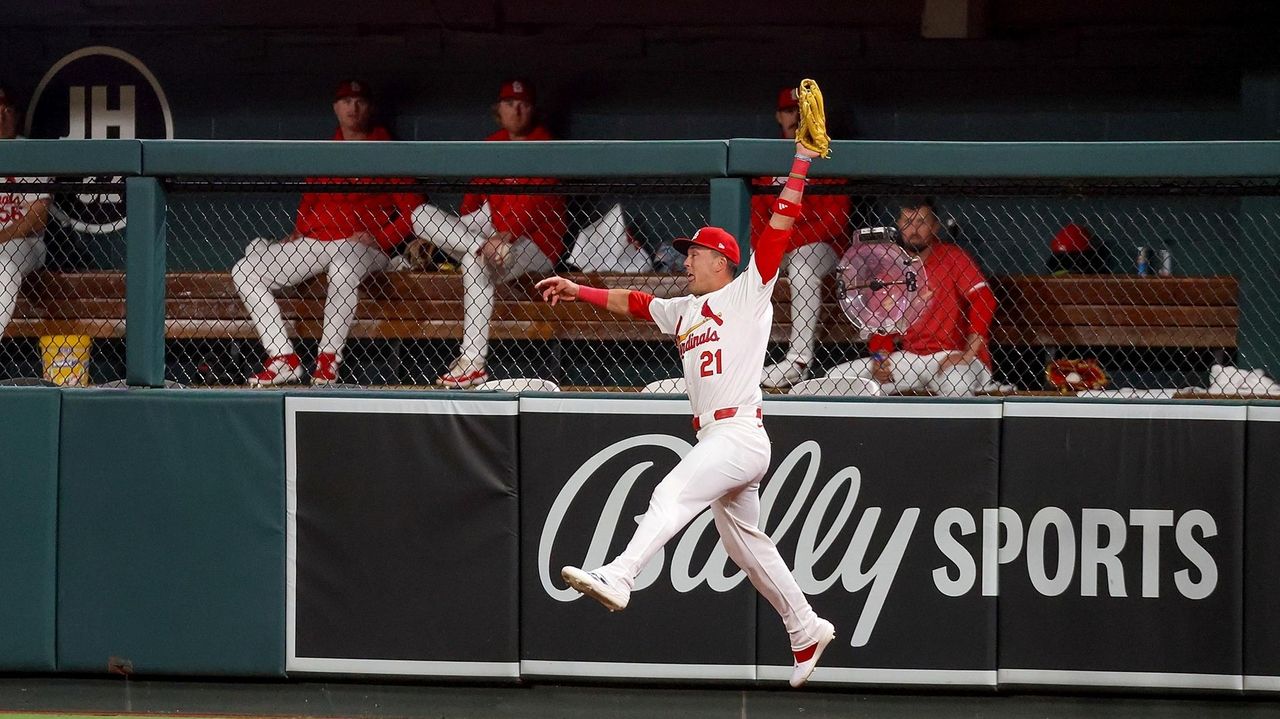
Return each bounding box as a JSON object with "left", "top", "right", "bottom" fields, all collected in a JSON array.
[
  {"left": 439, "top": 356, "right": 488, "bottom": 389},
  {"left": 789, "top": 618, "right": 836, "bottom": 688},
  {"left": 761, "top": 359, "right": 809, "bottom": 389},
  {"left": 311, "top": 352, "right": 341, "bottom": 387},
  {"left": 562, "top": 566, "right": 629, "bottom": 612},
  {"left": 247, "top": 353, "right": 304, "bottom": 387}
]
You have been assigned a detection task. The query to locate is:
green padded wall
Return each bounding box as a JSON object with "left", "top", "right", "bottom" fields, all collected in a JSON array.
[{"left": 57, "top": 390, "right": 285, "bottom": 676}]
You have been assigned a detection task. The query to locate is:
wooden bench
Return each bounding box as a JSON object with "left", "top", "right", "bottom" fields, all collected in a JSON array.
[
  {"left": 988, "top": 274, "right": 1240, "bottom": 356},
  {"left": 6, "top": 270, "right": 862, "bottom": 345}
]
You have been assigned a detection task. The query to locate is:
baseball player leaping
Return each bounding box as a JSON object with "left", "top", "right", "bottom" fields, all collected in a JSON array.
[{"left": 536, "top": 96, "right": 835, "bottom": 688}]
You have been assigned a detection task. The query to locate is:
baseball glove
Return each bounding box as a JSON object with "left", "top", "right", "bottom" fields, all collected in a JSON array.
[
  {"left": 795, "top": 78, "right": 831, "bottom": 159},
  {"left": 1046, "top": 358, "right": 1109, "bottom": 393},
  {"left": 403, "top": 237, "right": 436, "bottom": 271}
]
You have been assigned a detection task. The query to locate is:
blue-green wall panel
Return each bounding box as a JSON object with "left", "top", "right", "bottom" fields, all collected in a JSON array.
[
  {"left": 57, "top": 391, "right": 285, "bottom": 676},
  {"left": 0, "top": 387, "right": 60, "bottom": 671}
]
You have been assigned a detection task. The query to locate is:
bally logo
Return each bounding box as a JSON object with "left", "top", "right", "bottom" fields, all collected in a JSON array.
[{"left": 540, "top": 436, "right": 1222, "bottom": 649}]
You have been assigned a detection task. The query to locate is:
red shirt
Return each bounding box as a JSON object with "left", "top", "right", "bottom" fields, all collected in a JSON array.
[
  {"left": 873, "top": 243, "right": 996, "bottom": 367},
  {"left": 293, "top": 127, "right": 424, "bottom": 252},
  {"left": 459, "top": 126, "right": 568, "bottom": 263},
  {"left": 749, "top": 177, "right": 852, "bottom": 254}
]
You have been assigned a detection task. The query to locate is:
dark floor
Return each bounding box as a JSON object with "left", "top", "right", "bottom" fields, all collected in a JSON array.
[{"left": 0, "top": 678, "right": 1278, "bottom": 719}]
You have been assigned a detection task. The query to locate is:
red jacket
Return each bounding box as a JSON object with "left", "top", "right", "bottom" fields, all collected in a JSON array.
[
  {"left": 293, "top": 127, "right": 424, "bottom": 252},
  {"left": 750, "top": 177, "right": 852, "bottom": 255},
  {"left": 459, "top": 126, "right": 568, "bottom": 263},
  {"left": 867, "top": 243, "right": 996, "bottom": 368}
]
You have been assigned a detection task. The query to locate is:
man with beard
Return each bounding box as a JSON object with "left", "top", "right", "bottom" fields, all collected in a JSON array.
[{"left": 825, "top": 197, "right": 996, "bottom": 396}]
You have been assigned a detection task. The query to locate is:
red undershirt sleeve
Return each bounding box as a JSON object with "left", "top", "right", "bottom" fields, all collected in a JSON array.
[
  {"left": 752, "top": 225, "right": 791, "bottom": 283},
  {"left": 628, "top": 290, "right": 655, "bottom": 321}
]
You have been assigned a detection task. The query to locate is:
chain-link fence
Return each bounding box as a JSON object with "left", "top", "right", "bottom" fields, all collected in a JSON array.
[
  {"left": 163, "top": 177, "right": 708, "bottom": 390},
  {"left": 10, "top": 171, "right": 1275, "bottom": 397},
  {"left": 0, "top": 175, "right": 127, "bottom": 387},
  {"left": 770, "top": 178, "right": 1280, "bottom": 398}
]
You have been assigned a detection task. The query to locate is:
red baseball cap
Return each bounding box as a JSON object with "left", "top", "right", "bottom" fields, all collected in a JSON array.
[
  {"left": 1051, "top": 223, "right": 1093, "bottom": 253},
  {"left": 499, "top": 79, "right": 535, "bottom": 104},
  {"left": 333, "top": 79, "right": 372, "bottom": 102},
  {"left": 777, "top": 87, "right": 799, "bottom": 111},
  {"left": 674, "top": 226, "right": 741, "bottom": 265}
]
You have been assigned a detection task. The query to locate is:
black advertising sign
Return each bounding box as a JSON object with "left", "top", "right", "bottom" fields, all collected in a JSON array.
[
  {"left": 519, "top": 395, "right": 1001, "bottom": 686},
  {"left": 519, "top": 396, "right": 759, "bottom": 680},
  {"left": 286, "top": 394, "right": 520, "bottom": 678},
  {"left": 999, "top": 401, "right": 1245, "bottom": 691},
  {"left": 1245, "top": 403, "right": 1280, "bottom": 692},
  {"left": 753, "top": 398, "right": 1001, "bottom": 687}
]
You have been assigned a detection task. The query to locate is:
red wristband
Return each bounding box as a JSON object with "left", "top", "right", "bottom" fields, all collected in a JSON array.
[
  {"left": 785, "top": 156, "right": 811, "bottom": 193},
  {"left": 577, "top": 285, "right": 609, "bottom": 308},
  {"left": 772, "top": 197, "right": 802, "bottom": 218}
]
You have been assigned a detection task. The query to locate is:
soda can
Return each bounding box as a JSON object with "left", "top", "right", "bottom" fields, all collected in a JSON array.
[
  {"left": 1156, "top": 249, "right": 1173, "bottom": 277},
  {"left": 1135, "top": 246, "right": 1149, "bottom": 276}
]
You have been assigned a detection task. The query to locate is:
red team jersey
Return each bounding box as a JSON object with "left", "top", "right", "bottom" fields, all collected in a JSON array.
[
  {"left": 634, "top": 226, "right": 791, "bottom": 416},
  {"left": 749, "top": 177, "right": 852, "bottom": 254},
  {"left": 293, "top": 127, "right": 424, "bottom": 251},
  {"left": 459, "top": 126, "right": 568, "bottom": 263},
  {"left": 896, "top": 243, "right": 995, "bottom": 367}
]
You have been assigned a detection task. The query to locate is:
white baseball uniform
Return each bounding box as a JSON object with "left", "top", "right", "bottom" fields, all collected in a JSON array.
[
  {"left": 232, "top": 237, "right": 390, "bottom": 357},
  {"left": 410, "top": 202, "right": 554, "bottom": 362},
  {"left": 593, "top": 224, "right": 826, "bottom": 652},
  {"left": 0, "top": 176, "right": 51, "bottom": 334}
]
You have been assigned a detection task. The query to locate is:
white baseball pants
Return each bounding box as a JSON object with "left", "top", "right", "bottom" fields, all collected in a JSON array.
[
  {"left": 0, "top": 237, "right": 46, "bottom": 333},
  {"left": 411, "top": 202, "right": 554, "bottom": 362},
  {"left": 232, "top": 237, "right": 389, "bottom": 357},
  {"left": 602, "top": 417, "right": 826, "bottom": 651},
  {"left": 782, "top": 242, "right": 838, "bottom": 366},
  {"left": 828, "top": 349, "right": 991, "bottom": 397}
]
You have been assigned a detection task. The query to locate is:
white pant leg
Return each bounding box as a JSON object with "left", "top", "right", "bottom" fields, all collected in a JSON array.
[
  {"left": 458, "top": 251, "right": 494, "bottom": 361},
  {"left": 0, "top": 237, "right": 46, "bottom": 332},
  {"left": 460, "top": 236, "right": 554, "bottom": 362},
  {"left": 414, "top": 203, "right": 500, "bottom": 361},
  {"left": 319, "top": 240, "right": 390, "bottom": 355},
  {"left": 824, "top": 356, "right": 896, "bottom": 394},
  {"left": 411, "top": 203, "right": 490, "bottom": 260},
  {"left": 232, "top": 238, "right": 328, "bottom": 357},
  {"left": 826, "top": 351, "right": 939, "bottom": 394},
  {"left": 713, "top": 484, "right": 823, "bottom": 650},
  {"left": 784, "top": 242, "right": 837, "bottom": 366},
  {"left": 605, "top": 418, "right": 772, "bottom": 589},
  {"left": 888, "top": 351, "right": 942, "bottom": 392},
  {"left": 928, "top": 357, "right": 991, "bottom": 397}
]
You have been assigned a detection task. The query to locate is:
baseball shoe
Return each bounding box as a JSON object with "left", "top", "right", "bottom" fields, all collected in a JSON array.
[
  {"left": 311, "top": 352, "right": 341, "bottom": 387},
  {"left": 439, "top": 356, "right": 488, "bottom": 389},
  {"left": 561, "top": 566, "right": 629, "bottom": 612},
  {"left": 790, "top": 618, "right": 836, "bottom": 688},
  {"left": 762, "top": 359, "right": 809, "bottom": 389},
  {"left": 247, "top": 353, "right": 303, "bottom": 387}
]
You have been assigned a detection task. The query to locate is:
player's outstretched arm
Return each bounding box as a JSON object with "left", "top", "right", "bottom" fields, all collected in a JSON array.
[
  {"left": 753, "top": 140, "right": 822, "bottom": 282},
  {"left": 536, "top": 276, "right": 654, "bottom": 319},
  {"left": 769, "top": 142, "right": 820, "bottom": 231}
]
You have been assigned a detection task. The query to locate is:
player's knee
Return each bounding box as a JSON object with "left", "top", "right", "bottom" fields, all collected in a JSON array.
[
  {"left": 231, "top": 257, "right": 257, "bottom": 290},
  {"left": 410, "top": 203, "right": 441, "bottom": 238}
]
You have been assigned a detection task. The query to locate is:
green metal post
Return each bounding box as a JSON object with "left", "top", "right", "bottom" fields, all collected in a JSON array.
[
  {"left": 709, "top": 177, "right": 752, "bottom": 269},
  {"left": 124, "top": 177, "right": 166, "bottom": 387}
]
